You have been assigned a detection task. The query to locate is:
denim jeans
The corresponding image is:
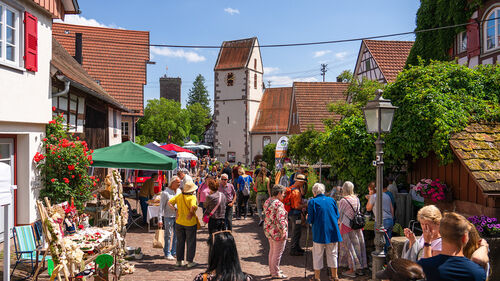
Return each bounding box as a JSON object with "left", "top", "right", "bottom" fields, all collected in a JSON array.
[
  {"left": 139, "top": 196, "right": 149, "bottom": 224},
  {"left": 383, "top": 218, "right": 394, "bottom": 253},
  {"left": 163, "top": 217, "right": 176, "bottom": 257},
  {"left": 236, "top": 191, "right": 249, "bottom": 218}
]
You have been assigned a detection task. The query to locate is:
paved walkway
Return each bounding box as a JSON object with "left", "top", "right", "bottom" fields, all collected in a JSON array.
[
  {"left": 122, "top": 209, "right": 371, "bottom": 281},
  {"left": 1, "top": 210, "right": 371, "bottom": 280}
]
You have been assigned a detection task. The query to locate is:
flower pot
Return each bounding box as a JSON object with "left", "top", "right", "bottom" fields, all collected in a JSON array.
[{"left": 424, "top": 198, "right": 454, "bottom": 212}]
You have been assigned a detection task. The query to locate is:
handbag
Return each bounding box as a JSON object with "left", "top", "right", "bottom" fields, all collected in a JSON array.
[
  {"left": 181, "top": 193, "right": 201, "bottom": 230},
  {"left": 153, "top": 227, "right": 164, "bottom": 248},
  {"left": 345, "top": 197, "right": 365, "bottom": 230},
  {"left": 203, "top": 193, "right": 221, "bottom": 224}
]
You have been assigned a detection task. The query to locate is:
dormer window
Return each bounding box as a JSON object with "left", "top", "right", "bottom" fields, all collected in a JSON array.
[
  {"left": 484, "top": 7, "right": 500, "bottom": 51},
  {"left": 226, "top": 72, "right": 234, "bottom": 86}
]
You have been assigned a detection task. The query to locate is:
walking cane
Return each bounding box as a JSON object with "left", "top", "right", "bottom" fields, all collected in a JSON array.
[{"left": 304, "top": 222, "right": 310, "bottom": 278}]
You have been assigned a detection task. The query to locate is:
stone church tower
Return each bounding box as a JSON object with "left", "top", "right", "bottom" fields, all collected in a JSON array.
[{"left": 213, "top": 37, "right": 263, "bottom": 164}]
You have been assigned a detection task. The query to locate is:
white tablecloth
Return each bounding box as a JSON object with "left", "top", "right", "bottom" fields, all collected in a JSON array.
[{"left": 146, "top": 205, "right": 160, "bottom": 223}]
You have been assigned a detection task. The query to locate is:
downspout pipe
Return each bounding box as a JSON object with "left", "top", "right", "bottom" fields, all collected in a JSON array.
[{"left": 52, "top": 74, "right": 70, "bottom": 97}]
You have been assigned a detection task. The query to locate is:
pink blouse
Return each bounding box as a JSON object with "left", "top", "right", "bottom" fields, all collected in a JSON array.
[{"left": 263, "top": 197, "right": 288, "bottom": 241}]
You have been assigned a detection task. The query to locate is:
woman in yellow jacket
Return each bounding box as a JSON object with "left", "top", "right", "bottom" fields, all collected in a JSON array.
[{"left": 169, "top": 180, "right": 199, "bottom": 268}]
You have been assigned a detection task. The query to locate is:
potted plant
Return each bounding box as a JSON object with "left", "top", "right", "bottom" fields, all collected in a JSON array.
[
  {"left": 414, "top": 178, "right": 453, "bottom": 210},
  {"left": 134, "top": 247, "right": 143, "bottom": 260}
]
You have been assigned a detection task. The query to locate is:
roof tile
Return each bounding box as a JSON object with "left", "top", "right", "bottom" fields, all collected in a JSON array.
[
  {"left": 450, "top": 123, "right": 500, "bottom": 193},
  {"left": 251, "top": 87, "right": 292, "bottom": 133},
  {"left": 53, "top": 23, "right": 150, "bottom": 115},
  {"left": 293, "top": 82, "right": 349, "bottom": 132},
  {"left": 363, "top": 40, "right": 413, "bottom": 83},
  {"left": 214, "top": 38, "right": 256, "bottom": 70}
]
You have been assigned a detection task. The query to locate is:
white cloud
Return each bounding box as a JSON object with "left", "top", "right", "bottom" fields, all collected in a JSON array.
[
  {"left": 150, "top": 46, "right": 206, "bottom": 63},
  {"left": 224, "top": 7, "right": 240, "bottom": 15},
  {"left": 54, "top": 15, "right": 123, "bottom": 29},
  {"left": 335, "top": 51, "right": 349, "bottom": 60},
  {"left": 313, "top": 50, "right": 331, "bottom": 58},
  {"left": 266, "top": 75, "right": 318, "bottom": 87},
  {"left": 263, "top": 67, "right": 279, "bottom": 74}
]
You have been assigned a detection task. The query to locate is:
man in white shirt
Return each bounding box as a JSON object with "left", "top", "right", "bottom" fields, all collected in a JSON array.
[
  {"left": 158, "top": 176, "right": 181, "bottom": 260},
  {"left": 177, "top": 168, "right": 193, "bottom": 191}
]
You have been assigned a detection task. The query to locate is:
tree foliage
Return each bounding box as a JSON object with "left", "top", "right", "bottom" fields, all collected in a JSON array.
[
  {"left": 187, "top": 74, "right": 211, "bottom": 114},
  {"left": 262, "top": 143, "right": 276, "bottom": 171},
  {"left": 385, "top": 60, "right": 500, "bottom": 164},
  {"left": 138, "top": 98, "right": 191, "bottom": 145},
  {"left": 288, "top": 61, "right": 500, "bottom": 198},
  {"left": 187, "top": 102, "right": 211, "bottom": 142},
  {"left": 406, "top": 0, "right": 485, "bottom": 66}
]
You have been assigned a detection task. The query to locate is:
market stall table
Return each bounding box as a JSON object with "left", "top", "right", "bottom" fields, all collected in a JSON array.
[{"left": 147, "top": 205, "right": 160, "bottom": 232}]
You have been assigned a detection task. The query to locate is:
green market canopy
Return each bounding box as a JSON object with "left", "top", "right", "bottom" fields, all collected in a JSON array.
[{"left": 92, "top": 141, "right": 177, "bottom": 170}]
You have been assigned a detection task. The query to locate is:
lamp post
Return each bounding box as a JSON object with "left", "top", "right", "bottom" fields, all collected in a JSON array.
[{"left": 362, "top": 89, "right": 397, "bottom": 280}]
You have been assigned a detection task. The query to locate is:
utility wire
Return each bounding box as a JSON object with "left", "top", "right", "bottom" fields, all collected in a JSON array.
[{"left": 55, "top": 17, "right": 498, "bottom": 49}]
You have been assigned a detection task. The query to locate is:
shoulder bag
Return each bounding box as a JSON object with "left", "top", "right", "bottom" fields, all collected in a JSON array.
[
  {"left": 203, "top": 194, "right": 221, "bottom": 223},
  {"left": 346, "top": 197, "right": 365, "bottom": 230}
]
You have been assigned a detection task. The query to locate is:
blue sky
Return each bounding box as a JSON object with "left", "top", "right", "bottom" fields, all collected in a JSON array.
[{"left": 57, "top": 0, "right": 420, "bottom": 109}]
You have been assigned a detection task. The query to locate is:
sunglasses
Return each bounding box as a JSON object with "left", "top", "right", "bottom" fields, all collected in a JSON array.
[{"left": 221, "top": 178, "right": 228, "bottom": 181}]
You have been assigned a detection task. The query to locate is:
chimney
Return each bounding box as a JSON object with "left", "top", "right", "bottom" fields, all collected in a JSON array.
[{"left": 74, "top": 33, "right": 83, "bottom": 64}]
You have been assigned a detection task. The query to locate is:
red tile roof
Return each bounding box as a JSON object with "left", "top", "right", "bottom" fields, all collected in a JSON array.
[
  {"left": 214, "top": 38, "right": 256, "bottom": 70},
  {"left": 363, "top": 40, "right": 413, "bottom": 83},
  {"left": 52, "top": 23, "right": 149, "bottom": 116},
  {"left": 293, "top": 82, "right": 349, "bottom": 132},
  {"left": 450, "top": 123, "right": 500, "bottom": 193},
  {"left": 251, "top": 87, "right": 292, "bottom": 133},
  {"left": 51, "top": 38, "right": 127, "bottom": 111}
]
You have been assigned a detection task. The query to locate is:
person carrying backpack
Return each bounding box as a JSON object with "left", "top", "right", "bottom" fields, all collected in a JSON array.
[
  {"left": 338, "top": 181, "right": 368, "bottom": 278},
  {"left": 236, "top": 167, "right": 253, "bottom": 220},
  {"left": 283, "top": 174, "right": 307, "bottom": 256}
]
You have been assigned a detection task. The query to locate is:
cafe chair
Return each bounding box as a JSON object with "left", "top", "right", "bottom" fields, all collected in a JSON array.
[{"left": 11, "top": 225, "right": 51, "bottom": 279}]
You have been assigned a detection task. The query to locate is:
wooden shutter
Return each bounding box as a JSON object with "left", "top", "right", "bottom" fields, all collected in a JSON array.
[
  {"left": 467, "top": 19, "right": 480, "bottom": 57},
  {"left": 24, "top": 11, "right": 37, "bottom": 72}
]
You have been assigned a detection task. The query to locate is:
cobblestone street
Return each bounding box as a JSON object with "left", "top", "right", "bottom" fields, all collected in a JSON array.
[{"left": 121, "top": 208, "right": 371, "bottom": 281}]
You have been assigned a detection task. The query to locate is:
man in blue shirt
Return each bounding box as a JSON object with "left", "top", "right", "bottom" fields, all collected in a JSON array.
[
  {"left": 418, "top": 212, "right": 486, "bottom": 281},
  {"left": 307, "top": 183, "right": 342, "bottom": 281}
]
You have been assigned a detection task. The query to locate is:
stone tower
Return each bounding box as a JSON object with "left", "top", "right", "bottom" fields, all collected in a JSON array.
[
  {"left": 213, "top": 37, "right": 264, "bottom": 164},
  {"left": 160, "top": 76, "right": 181, "bottom": 103}
]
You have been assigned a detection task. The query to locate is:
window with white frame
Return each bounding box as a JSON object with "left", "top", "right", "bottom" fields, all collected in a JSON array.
[
  {"left": 0, "top": 1, "right": 20, "bottom": 66},
  {"left": 457, "top": 31, "right": 467, "bottom": 53},
  {"left": 121, "top": 121, "right": 129, "bottom": 136},
  {"left": 484, "top": 7, "right": 500, "bottom": 51}
]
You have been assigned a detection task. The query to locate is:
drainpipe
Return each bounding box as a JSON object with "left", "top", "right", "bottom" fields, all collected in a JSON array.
[{"left": 52, "top": 75, "right": 70, "bottom": 97}]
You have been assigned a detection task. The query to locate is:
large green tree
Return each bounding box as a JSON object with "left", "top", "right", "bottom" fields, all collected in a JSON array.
[
  {"left": 187, "top": 74, "right": 211, "bottom": 114},
  {"left": 187, "top": 102, "right": 211, "bottom": 142},
  {"left": 137, "top": 98, "right": 191, "bottom": 145}
]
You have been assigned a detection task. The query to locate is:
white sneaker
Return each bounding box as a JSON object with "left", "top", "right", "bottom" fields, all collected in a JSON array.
[
  {"left": 186, "top": 262, "right": 198, "bottom": 268},
  {"left": 166, "top": 255, "right": 175, "bottom": 260},
  {"left": 175, "top": 260, "right": 184, "bottom": 267}
]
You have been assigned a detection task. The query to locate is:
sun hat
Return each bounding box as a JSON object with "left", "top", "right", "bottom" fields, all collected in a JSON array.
[
  {"left": 183, "top": 181, "right": 198, "bottom": 193},
  {"left": 295, "top": 174, "right": 306, "bottom": 182}
]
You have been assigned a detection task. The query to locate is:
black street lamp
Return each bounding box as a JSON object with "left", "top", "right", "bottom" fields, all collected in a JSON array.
[{"left": 362, "top": 89, "right": 397, "bottom": 280}]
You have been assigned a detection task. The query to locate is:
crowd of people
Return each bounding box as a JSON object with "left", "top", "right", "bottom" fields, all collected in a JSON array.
[{"left": 136, "top": 160, "right": 491, "bottom": 281}]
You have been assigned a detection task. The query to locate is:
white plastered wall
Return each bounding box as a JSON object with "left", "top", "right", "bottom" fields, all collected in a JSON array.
[
  {"left": 250, "top": 133, "right": 284, "bottom": 162},
  {"left": 108, "top": 108, "right": 122, "bottom": 146},
  {"left": 0, "top": 3, "right": 53, "bottom": 224}
]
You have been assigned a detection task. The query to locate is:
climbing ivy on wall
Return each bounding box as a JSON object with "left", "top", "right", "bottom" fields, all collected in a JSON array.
[{"left": 406, "top": 0, "right": 485, "bottom": 66}]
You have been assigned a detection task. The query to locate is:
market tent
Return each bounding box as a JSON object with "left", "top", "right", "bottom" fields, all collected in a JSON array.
[
  {"left": 92, "top": 141, "right": 177, "bottom": 170},
  {"left": 160, "top": 144, "right": 194, "bottom": 154},
  {"left": 144, "top": 143, "right": 177, "bottom": 158},
  {"left": 176, "top": 152, "right": 198, "bottom": 160},
  {"left": 183, "top": 143, "right": 212, "bottom": 150},
  {"left": 184, "top": 140, "right": 196, "bottom": 146}
]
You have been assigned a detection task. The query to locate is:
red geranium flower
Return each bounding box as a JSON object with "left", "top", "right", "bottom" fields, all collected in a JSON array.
[
  {"left": 63, "top": 178, "right": 70, "bottom": 184},
  {"left": 50, "top": 178, "right": 56, "bottom": 183},
  {"left": 52, "top": 106, "right": 56, "bottom": 112},
  {"left": 68, "top": 165, "right": 75, "bottom": 171}
]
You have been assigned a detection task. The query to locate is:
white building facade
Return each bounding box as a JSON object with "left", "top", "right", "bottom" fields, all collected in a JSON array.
[
  {"left": 0, "top": 0, "right": 79, "bottom": 239},
  {"left": 213, "top": 38, "right": 263, "bottom": 164}
]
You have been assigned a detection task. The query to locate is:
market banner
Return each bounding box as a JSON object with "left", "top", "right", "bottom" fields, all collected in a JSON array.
[{"left": 275, "top": 136, "right": 289, "bottom": 159}]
